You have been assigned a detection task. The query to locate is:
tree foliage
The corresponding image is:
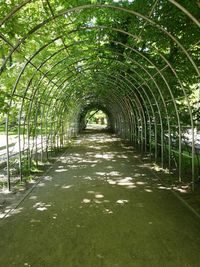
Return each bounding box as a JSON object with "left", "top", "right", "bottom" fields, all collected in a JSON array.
[{"left": 0, "top": 0, "right": 199, "bottom": 133}]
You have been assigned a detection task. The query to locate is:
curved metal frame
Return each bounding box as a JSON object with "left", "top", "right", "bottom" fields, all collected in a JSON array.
[{"left": 0, "top": 2, "right": 199, "bottom": 191}]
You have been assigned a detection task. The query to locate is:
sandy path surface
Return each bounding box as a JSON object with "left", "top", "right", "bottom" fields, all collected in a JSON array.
[{"left": 0, "top": 131, "right": 200, "bottom": 267}]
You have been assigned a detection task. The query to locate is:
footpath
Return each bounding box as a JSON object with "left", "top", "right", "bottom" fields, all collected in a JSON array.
[{"left": 0, "top": 131, "right": 200, "bottom": 267}]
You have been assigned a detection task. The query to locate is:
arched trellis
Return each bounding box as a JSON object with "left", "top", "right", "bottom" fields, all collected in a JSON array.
[
  {"left": 3, "top": 32, "right": 196, "bottom": 147},
  {"left": 0, "top": 2, "right": 199, "bottom": 191},
  {"left": 1, "top": 53, "right": 200, "bottom": 188},
  {"left": 7, "top": 60, "right": 197, "bottom": 188},
  {"left": 2, "top": 54, "right": 199, "bottom": 191},
  {"left": 13, "top": 48, "right": 188, "bottom": 171}
]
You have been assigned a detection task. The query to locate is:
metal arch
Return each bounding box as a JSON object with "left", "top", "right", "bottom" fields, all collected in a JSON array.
[
  {"left": 39, "top": 68, "right": 141, "bottom": 154},
  {"left": 155, "top": 51, "right": 197, "bottom": 189},
  {"left": 1, "top": 3, "right": 198, "bottom": 127},
  {"left": 10, "top": 45, "right": 172, "bottom": 173},
  {"left": 2, "top": 75, "right": 198, "bottom": 176},
  {"left": 120, "top": 78, "right": 146, "bottom": 148},
  {"left": 61, "top": 81, "right": 137, "bottom": 147},
  {"left": 94, "top": 75, "right": 144, "bottom": 144},
  {"left": 59, "top": 33, "right": 194, "bottom": 155},
  {"left": 7, "top": 36, "right": 61, "bottom": 107},
  {"left": 16, "top": 44, "right": 167, "bottom": 142},
  {"left": 16, "top": 46, "right": 188, "bottom": 176},
  {"left": 44, "top": 67, "right": 145, "bottom": 155},
  {"left": 50, "top": 57, "right": 198, "bottom": 173},
  {"left": 43, "top": 51, "right": 170, "bottom": 163},
  {"left": 4, "top": 36, "right": 62, "bottom": 186},
  {"left": 64, "top": 61, "right": 159, "bottom": 160},
  {"left": 47, "top": 70, "right": 140, "bottom": 138},
  {"left": 1, "top": 6, "right": 198, "bottom": 189},
  {"left": 168, "top": 0, "right": 200, "bottom": 28},
  {"left": 12, "top": 44, "right": 100, "bottom": 128},
  {"left": 109, "top": 72, "right": 150, "bottom": 152},
  {"left": 124, "top": 69, "right": 161, "bottom": 162},
  {"left": 3, "top": 26, "right": 192, "bottom": 140},
  {"left": 78, "top": 94, "right": 136, "bottom": 141},
  {"left": 56, "top": 82, "right": 146, "bottom": 155},
  {"left": 3, "top": 76, "right": 200, "bottom": 180},
  {"left": 1, "top": 1, "right": 199, "bottom": 30},
  {"left": 113, "top": 39, "right": 196, "bottom": 180},
  {"left": 44, "top": 79, "right": 132, "bottom": 155},
  {"left": 15, "top": 50, "right": 98, "bottom": 176},
  {"left": 117, "top": 72, "right": 155, "bottom": 156},
  {"left": 42, "top": 66, "right": 143, "bottom": 141},
  {"left": 0, "top": 0, "right": 32, "bottom": 27},
  {"left": 0, "top": 49, "right": 198, "bottom": 159},
  {"left": 15, "top": 44, "right": 164, "bottom": 165},
  {"left": 0, "top": 13, "right": 195, "bottom": 160},
  {"left": 27, "top": 60, "right": 188, "bottom": 186},
  {"left": 21, "top": 49, "right": 177, "bottom": 164},
  {"left": 18, "top": 59, "right": 128, "bottom": 150},
  {"left": 107, "top": 73, "right": 147, "bottom": 150},
  {"left": 1, "top": 51, "right": 194, "bottom": 168},
  {"left": 37, "top": 57, "right": 184, "bottom": 180},
  {"left": 7, "top": 31, "right": 180, "bottom": 163}
]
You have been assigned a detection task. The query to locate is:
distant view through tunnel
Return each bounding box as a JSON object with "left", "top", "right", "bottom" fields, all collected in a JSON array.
[{"left": 85, "top": 110, "right": 108, "bottom": 130}]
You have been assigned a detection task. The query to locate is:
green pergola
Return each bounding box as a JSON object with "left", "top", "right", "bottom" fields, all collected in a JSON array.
[{"left": 0, "top": 0, "right": 199, "bottom": 191}]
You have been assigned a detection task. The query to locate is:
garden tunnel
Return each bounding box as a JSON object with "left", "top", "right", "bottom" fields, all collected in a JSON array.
[{"left": 0, "top": 0, "right": 199, "bottom": 192}]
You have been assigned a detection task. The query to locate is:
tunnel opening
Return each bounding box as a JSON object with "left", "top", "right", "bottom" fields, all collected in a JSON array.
[
  {"left": 77, "top": 102, "right": 114, "bottom": 134},
  {"left": 85, "top": 109, "right": 108, "bottom": 130}
]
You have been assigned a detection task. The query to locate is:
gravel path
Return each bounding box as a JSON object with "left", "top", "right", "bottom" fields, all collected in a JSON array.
[{"left": 0, "top": 131, "right": 200, "bottom": 267}]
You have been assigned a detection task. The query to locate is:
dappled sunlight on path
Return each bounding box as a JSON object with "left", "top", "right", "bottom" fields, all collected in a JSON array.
[{"left": 0, "top": 131, "right": 200, "bottom": 267}]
